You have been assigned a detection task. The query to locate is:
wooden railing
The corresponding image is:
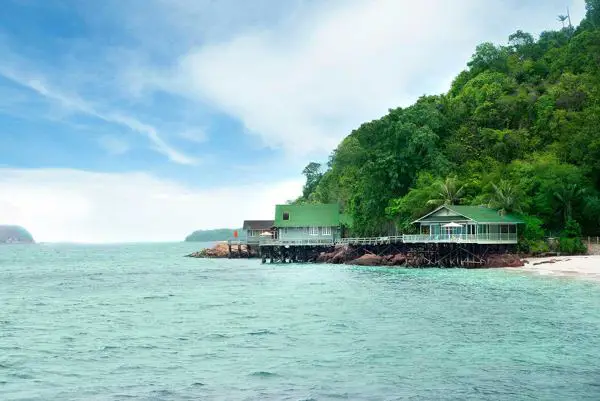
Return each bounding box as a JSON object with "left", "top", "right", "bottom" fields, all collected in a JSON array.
[
  {"left": 259, "top": 238, "right": 335, "bottom": 246},
  {"left": 338, "top": 236, "right": 404, "bottom": 245},
  {"left": 253, "top": 233, "right": 519, "bottom": 247},
  {"left": 403, "top": 233, "right": 517, "bottom": 243}
]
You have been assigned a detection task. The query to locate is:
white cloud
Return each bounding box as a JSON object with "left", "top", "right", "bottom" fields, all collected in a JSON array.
[
  {"left": 0, "top": 168, "right": 302, "bottom": 243},
  {"left": 0, "top": 67, "right": 198, "bottom": 165},
  {"left": 154, "top": 0, "right": 586, "bottom": 157}
]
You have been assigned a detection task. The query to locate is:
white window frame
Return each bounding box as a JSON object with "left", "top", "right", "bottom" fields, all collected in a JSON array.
[
  {"left": 308, "top": 226, "right": 319, "bottom": 236},
  {"left": 321, "top": 226, "right": 332, "bottom": 236}
]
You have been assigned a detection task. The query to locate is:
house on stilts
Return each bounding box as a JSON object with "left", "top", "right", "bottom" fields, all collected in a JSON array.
[
  {"left": 231, "top": 203, "right": 524, "bottom": 267},
  {"left": 406, "top": 205, "right": 523, "bottom": 244}
]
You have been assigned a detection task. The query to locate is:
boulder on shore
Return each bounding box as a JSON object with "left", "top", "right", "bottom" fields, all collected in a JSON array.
[
  {"left": 390, "top": 253, "right": 407, "bottom": 266},
  {"left": 346, "top": 253, "right": 385, "bottom": 266},
  {"left": 485, "top": 254, "right": 524, "bottom": 268}
]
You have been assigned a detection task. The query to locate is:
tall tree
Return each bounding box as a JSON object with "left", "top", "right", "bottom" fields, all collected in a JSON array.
[
  {"left": 557, "top": 15, "right": 568, "bottom": 29},
  {"left": 554, "top": 184, "right": 586, "bottom": 224},
  {"left": 427, "top": 176, "right": 465, "bottom": 207},
  {"left": 488, "top": 180, "right": 522, "bottom": 215},
  {"left": 301, "top": 162, "right": 323, "bottom": 200}
]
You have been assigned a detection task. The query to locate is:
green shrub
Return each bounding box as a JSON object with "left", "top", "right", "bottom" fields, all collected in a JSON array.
[
  {"left": 517, "top": 214, "right": 546, "bottom": 253},
  {"left": 559, "top": 237, "right": 587, "bottom": 255},
  {"left": 562, "top": 219, "right": 583, "bottom": 238},
  {"left": 529, "top": 240, "right": 550, "bottom": 255}
]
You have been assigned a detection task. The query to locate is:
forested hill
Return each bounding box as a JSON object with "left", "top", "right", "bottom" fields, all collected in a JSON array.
[
  {"left": 296, "top": 1, "right": 600, "bottom": 246},
  {"left": 185, "top": 228, "right": 244, "bottom": 242},
  {"left": 0, "top": 226, "right": 35, "bottom": 244}
]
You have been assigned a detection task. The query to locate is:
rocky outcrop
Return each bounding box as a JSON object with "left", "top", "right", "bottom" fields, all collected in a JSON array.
[
  {"left": 186, "top": 242, "right": 252, "bottom": 258},
  {"left": 485, "top": 254, "right": 525, "bottom": 268},
  {"left": 347, "top": 253, "right": 385, "bottom": 266},
  {"left": 0, "top": 225, "right": 34, "bottom": 244}
]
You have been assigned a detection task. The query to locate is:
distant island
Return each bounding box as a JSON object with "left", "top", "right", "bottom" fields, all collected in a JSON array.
[
  {"left": 0, "top": 225, "right": 35, "bottom": 244},
  {"left": 185, "top": 228, "right": 244, "bottom": 242}
]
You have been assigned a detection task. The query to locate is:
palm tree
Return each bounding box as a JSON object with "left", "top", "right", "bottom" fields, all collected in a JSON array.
[
  {"left": 488, "top": 180, "right": 522, "bottom": 215},
  {"left": 557, "top": 14, "right": 568, "bottom": 28},
  {"left": 554, "top": 184, "right": 586, "bottom": 224},
  {"left": 427, "top": 176, "right": 465, "bottom": 207}
]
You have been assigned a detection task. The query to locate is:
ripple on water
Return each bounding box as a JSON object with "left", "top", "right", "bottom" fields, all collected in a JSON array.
[
  {"left": 248, "top": 329, "right": 276, "bottom": 336},
  {"left": 249, "top": 371, "right": 280, "bottom": 378}
]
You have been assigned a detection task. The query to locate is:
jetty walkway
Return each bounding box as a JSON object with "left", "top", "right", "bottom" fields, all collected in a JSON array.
[{"left": 229, "top": 233, "right": 518, "bottom": 248}]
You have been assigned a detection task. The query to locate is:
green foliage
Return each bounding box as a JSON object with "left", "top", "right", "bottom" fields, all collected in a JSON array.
[
  {"left": 559, "top": 237, "right": 587, "bottom": 254},
  {"left": 529, "top": 240, "right": 551, "bottom": 255},
  {"left": 297, "top": 12, "right": 600, "bottom": 237},
  {"left": 488, "top": 180, "right": 523, "bottom": 214},
  {"left": 426, "top": 176, "right": 466, "bottom": 207},
  {"left": 517, "top": 215, "right": 546, "bottom": 253},
  {"left": 562, "top": 219, "right": 583, "bottom": 238}
]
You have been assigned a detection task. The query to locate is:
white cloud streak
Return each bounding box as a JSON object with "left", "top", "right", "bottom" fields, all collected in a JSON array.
[
  {"left": 0, "top": 68, "right": 197, "bottom": 165},
  {"left": 0, "top": 168, "right": 303, "bottom": 243},
  {"left": 151, "top": 0, "right": 586, "bottom": 157}
]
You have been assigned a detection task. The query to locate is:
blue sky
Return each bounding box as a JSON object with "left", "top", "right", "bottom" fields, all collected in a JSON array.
[{"left": 0, "top": 0, "right": 587, "bottom": 242}]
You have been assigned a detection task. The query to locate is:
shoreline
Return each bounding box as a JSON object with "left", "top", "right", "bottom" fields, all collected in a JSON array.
[{"left": 509, "top": 255, "right": 600, "bottom": 282}]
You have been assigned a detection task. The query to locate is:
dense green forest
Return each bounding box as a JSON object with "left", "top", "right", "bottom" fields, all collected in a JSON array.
[
  {"left": 295, "top": 1, "right": 600, "bottom": 253},
  {"left": 185, "top": 228, "right": 243, "bottom": 242}
]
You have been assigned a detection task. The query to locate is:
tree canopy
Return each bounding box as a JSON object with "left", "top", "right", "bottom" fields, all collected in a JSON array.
[{"left": 295, "top": 1, "right": 600, "bottom": 242}]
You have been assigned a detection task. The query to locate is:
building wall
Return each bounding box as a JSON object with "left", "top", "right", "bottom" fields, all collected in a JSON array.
[{"left": 277, "top": 226, "right": 339, "bottom": 241}]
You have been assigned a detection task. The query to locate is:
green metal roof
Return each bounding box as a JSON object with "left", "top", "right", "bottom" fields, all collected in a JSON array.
[
  {"left": 415, "top": 205, "right": 524, "bottom": 224},
  {"left": 274, "top": 204, "right": 340, "bottom": 227}
]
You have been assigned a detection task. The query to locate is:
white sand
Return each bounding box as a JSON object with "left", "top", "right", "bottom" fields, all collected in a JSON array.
[{"left": 511, "top": 255, "right": 600, "bottom": 282}]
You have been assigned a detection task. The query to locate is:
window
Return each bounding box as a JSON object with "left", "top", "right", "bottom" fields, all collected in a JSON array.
[
  {"left": 308, "top": 227, "right": 319, "bottom": 236},
  {"left": 283, "top": 212, "right": 290, "bottom": 221},
  {"left": 322, "top": 226, "right": 332, "bottom": 236}
]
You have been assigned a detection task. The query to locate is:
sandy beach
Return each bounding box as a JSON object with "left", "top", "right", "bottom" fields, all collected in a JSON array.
[{"left": 512, "top": 255, "right": 600, "bottom": 282}]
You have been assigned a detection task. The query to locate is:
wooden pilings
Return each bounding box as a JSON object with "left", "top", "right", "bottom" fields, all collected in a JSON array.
[
  {"left": 258, "top": 242, "right": 518, "bottom": 267},
  {"left": 259, "top": 245, "right": 334, "bottom": 264}
]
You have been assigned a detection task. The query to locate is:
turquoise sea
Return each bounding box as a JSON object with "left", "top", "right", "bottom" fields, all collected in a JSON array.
[{"left": 1, "top": 243, "right": 600, "bottom": 401}]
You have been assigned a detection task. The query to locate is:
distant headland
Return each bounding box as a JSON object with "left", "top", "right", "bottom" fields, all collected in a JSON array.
[
  {"left": 0, "top": 225, "right": 35, "bottom": 244},
  {"left": 184, "top": 228, "right": 244, "bottom": 242}
]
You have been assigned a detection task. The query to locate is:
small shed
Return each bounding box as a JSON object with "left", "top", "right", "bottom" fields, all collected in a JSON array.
[{"left": 412, "top": 205, "right": 523, "bottom": 244}]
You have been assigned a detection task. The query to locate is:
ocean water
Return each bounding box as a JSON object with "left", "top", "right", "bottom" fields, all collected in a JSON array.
[{"left": 1, "top": 243, "right": 600, "bottom": 401}]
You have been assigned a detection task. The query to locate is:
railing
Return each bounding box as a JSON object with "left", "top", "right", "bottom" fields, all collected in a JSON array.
[
  {"left": 582, "top": 236, "right": 600, "bottom": 245},
  {"left": 256, "top": 233, "right": 519, "bottom": 247},
  {"left": 338, "top": 236, "right": 404, "bottom": 245},
  {"left": 259, "top": 238, "right": 335, "bottom": 246},
  {"left": 403, "top": 233, "right": 518, "bottom": 243}
]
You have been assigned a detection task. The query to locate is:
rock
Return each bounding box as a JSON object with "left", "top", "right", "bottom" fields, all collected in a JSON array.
[
  {"left": 186, "top": 242, "right": 244, "bottom": 258},
  {"left": 316, "top": 252, "right": 330, "bottom": 263},
  {"left": 347, "top": 253, "right": 384, "bottom": 266},
  {"left": 485, "top": 254, "right": 524, "bottom": 268},
  {"left": 390, "top": 253, "right": 407, "bottom": 266}
]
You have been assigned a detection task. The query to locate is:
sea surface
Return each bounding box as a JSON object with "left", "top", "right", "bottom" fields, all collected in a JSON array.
[{"left": 1, "top": 243, "right": 600, "bottom": 401}]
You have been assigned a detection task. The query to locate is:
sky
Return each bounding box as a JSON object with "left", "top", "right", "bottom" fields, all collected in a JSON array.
[{"left": 0, "top": 0, "right": 587, "bottom": 243}]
